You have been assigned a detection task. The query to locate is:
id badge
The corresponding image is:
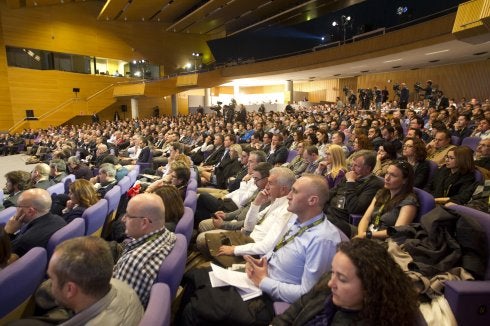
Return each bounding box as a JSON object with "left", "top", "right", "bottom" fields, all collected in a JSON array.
[{"left": 336, "top": 196, "right": 346, "bottom": 209}]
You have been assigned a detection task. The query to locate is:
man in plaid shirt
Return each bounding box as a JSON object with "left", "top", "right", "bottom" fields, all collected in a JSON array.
[{"left": 113, "top": 193, "right": 176, "bottom": 307}]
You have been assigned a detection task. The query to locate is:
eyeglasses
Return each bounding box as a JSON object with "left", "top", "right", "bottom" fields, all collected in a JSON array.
[{"left": 123, "top": 213, "right": 152, "bottom": 223}]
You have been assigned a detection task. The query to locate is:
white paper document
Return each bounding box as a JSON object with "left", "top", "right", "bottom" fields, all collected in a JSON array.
[{"left": 209, "top": 263, "right": 262, "bottom": 301}]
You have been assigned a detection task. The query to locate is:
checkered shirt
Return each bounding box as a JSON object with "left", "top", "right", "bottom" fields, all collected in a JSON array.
[{"left": 113, "top": 227, "right": 176, "bottom": 307}]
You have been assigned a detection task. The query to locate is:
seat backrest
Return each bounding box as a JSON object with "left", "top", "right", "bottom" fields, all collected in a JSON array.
[
  {"left": 183, "top": 190, "right": 197, "bottom": 213},
  {"left": 128, "top": 169, "right": 138, "bottom": 185},
  {"left": 47, "top": 218, "right": 85, "bottom": 260},
  {"left": 451, "top": 135, "right": 461, "bottom": 146},
  {"left": 286, "top": 150, "right": 297, "bottom": 163},
  {"left": 461, "top": 137, "right": 481, "bottom": 151},
  {"left": 46, "top": 182, "right": 65, "bottom": 196},
  {"left": 0, "top": 247, "right": 47, "bottom": 322},
  {"left": 104, "top": 185, "right": 121, "bottom": 216},
  {"left": 81, "top": 199, "right": 108, "bottom": 236},
  {"left": 413, "top": 187, "right": 436, "bottom": 222},
  {"left": 427, "top": 160, "right": 438, "bottom": 182},
  {"left": 447, "top": 205, "right": 490, "bottom": 280},
  {"left": 0, "top": 189, "right": 4, "bottom": 204},
  {"left": 139, "top": 283, "right": 171, "bottom": 326},
  {"left": 61, "top": 174, "right": 76, "bottom": 194},
  {"left": 175, "top": 207, "right": 194, "bottom": 246},
  {"left": 187, "top": 178, "right": 198, "bottom": 192},
  {"left": 117, "top": 176, "right": 131, "bottom": 194},
  {"left": 156, "top": 234, "right": 188, "bottom": 298},
  {"left": 461, "top": 137, "right": 480, "bottom": 152},
  {"left": 0, "top": 207, "right": 16, "bottom": 226},
  {"left": 474, "top": 169, "right": 484, "bottom": 184}
]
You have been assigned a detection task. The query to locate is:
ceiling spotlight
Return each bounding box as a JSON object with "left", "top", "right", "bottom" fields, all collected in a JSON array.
[
  {"left": 332, "top": 21, "right": 338, "bottom": 27},
  {"left": 321, "top": 36, "right": 325, "bottom": 41},
  {"left": 185, "top": 63, "right": 192, "bottom": 69},
  {"left": 345, "top": 16, "right": 351, "bottom": 21}
]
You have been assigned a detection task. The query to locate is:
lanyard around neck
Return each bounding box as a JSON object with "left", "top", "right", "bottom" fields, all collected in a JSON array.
[{"left": 273, "top": 215, "right": 325, "bottom": 252}]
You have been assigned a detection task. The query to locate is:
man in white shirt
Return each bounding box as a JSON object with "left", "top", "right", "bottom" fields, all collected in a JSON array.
[{"left": 216, "top": 167, "right": 295, "bottom": 258}]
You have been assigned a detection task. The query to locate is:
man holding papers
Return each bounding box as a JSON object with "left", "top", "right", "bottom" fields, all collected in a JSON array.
[{"left": 178, "top": 175, "right": 342, "bottom": 325}]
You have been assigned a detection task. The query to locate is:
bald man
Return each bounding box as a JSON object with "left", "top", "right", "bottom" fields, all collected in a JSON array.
[
  {"left": 4, "top": 188, "right": 66, "bottom": 261},
  {"left": 113, "top": 193, "right": 176, "bottom": 307}
]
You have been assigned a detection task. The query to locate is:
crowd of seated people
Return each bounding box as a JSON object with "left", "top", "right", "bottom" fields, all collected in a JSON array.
[{"left": 0, "top": 91, "right": 489, "bottom": 325}]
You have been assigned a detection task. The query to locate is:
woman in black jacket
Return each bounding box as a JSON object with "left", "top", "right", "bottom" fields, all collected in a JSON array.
[{"left": 427, "top": 146, "right": 479, "bottom": 205}]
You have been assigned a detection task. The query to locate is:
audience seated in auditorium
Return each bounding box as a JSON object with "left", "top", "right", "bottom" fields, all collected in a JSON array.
[
  {"left": 215, "top": 167, "right": 295, "bottom": 261},
  {"left": 178, "top": 175, "right": 342, "bottom": 325},
  {"left": 194, "top": 151, "right": 266, "bottom": 223},
  {"left": 195, "top": 163, "right": 270, "bottom": 257}
]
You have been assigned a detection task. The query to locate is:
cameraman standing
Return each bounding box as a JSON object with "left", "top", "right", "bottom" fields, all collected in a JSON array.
[{"left": 399, "top": 83, "right": 409, "bottom": 114}]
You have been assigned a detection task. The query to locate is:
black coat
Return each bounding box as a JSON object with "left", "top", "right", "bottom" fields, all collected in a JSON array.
[{"left": 426, "top": 166, "right": 478, "bottom": 204}]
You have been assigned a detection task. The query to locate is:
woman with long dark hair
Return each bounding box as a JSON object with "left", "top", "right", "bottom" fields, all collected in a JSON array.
[{"left": 357, "top": 160, "right": 418, "bottom": 240}]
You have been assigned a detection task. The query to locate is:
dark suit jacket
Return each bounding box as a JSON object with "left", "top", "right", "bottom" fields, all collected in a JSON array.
[
  {"left": 203, "top": 145, "right": 225, "bottom": 166},
  {"left": 72, "top": 164, "right": 93, "bottom": 180},
  {"left": 34, "top": 179, "right": 56, "bottom": 190},
  {"left": 216, "top": 157, "right": 242, "bottom": 189},
  {"left": 326, "top": 174, "right": 384, "bottom": 236},
  {"left": 267, "top": 146, "right": 288, "bottom": 165},
  {"left": 137, "top": 146, "right": 151, "bottom": 163},
  {"left": 413, "top": 160, "right": 431, "bottom": 189}
]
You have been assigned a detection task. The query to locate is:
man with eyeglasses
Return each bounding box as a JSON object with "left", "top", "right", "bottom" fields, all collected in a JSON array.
[
  {"left": 4, "top": 188, "right": 66, "bottom": 261},
  {"left": 113, "top": 193, "right": 176, "bottom": 307}
]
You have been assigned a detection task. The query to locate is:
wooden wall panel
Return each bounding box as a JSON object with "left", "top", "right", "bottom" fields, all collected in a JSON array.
[
  {"left": 240, "top": 85, "right": 285, "bottom": 94},
  {"left": 356, "top": 60, "right": 490, "bottom": 102},
  {"left": 294, "top": 79, "right": 339, "bottom": 102},
  {"left": 0, "top": 1, "right": 212, "bottom": 69},
  {"left": 0, "top": 13, "right": 13, "bottom": 131}
]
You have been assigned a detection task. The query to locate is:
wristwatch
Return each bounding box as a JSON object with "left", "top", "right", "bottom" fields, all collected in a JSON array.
[{"left": 365, "top": 231, "right": 373, "bottom": 239}]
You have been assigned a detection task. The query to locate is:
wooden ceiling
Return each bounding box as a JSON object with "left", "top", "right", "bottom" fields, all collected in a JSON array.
[{"left": 7, "top": 0, "right": 365, "bottom": 37}]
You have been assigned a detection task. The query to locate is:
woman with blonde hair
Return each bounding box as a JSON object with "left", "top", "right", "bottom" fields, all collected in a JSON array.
[
  {"left": 154, "top": 185, "right": 185, "bottom": 232},
  {"left": 315, "top": 144, "right": 347, "bottom": 189}
]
